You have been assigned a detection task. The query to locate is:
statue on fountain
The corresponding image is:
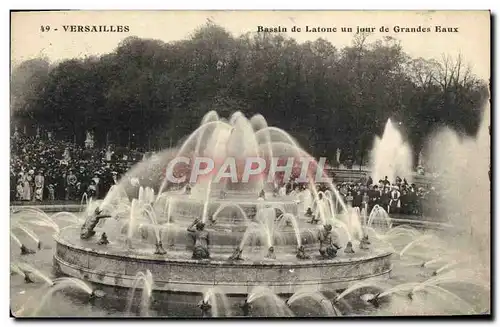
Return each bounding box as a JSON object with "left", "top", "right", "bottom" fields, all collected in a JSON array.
[
  {"left": 265, "top": 246, "right": 276, "bottom": 259},
  {"left": 318, "top": 224, "right": 342, "bottom": 259},
  {"left": 80, "top": 207, "right": 112, "bottom": 240},
  {"left": 187, "top": 219, "right": 210, "bottom": 259}
]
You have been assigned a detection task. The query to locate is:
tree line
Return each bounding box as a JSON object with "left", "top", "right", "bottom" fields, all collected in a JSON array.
[{"left": 10, "top": 23, "right": 489, "bottom": 164}]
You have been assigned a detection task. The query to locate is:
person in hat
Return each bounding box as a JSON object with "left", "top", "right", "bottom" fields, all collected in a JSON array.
[{"left": 187, "top": 218, "right": 210, "bottom": 259}]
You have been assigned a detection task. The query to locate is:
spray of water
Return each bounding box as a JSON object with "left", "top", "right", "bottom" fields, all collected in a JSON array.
[
  {"left": 126, "top": 270, "right": 154, "bottom": 316},
  {"left": 202, "top": 287, "right": 231, "bottom": 317},
  {"left": 32, "top": 278, "right": 93, "bottom": 316},
  {"left": 287, "top": 290, "right": 341, "bottom": 316}
]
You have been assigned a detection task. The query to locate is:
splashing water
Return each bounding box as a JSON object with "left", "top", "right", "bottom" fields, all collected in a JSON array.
[
  {"left": 247, "top": 286, "right": 293, "bottom": 317},
  {"left": 348, "top": 207, "right": 364, "bottom": 240},
  {"left": 126, "top": 270, "right": 154, "bottom": 316},
  {"left": 202, "top": 287, "right": 231, "bottom": 317},
  {"left": 367, "top": 205, "right": 392, "bottom": 229},
  {"left": 10, "top": 232, "right": 23, "bottom": 247},
  {"left": 142, "top": 204, "right": 160, "bottom": 243},
  {"left": 11, "top": 263, "right": 26, "bottom": 278},
  {"left": 80, "top": 193, "right": 89, "bottom": 210},
  {"left": 127, "top": 199, "right": 138, "bottom": 245},
  {"left": 425, "top": 105, "right": 490, "bottom": 270},
  {"left": 51, "top": 212, "right": 80, "bottom": 224},
  {"left": 239, "top": 222, "right": 268, "bottom": 250},
  {"left": 212, "top": 203, "right": 249, "bottom": 223},
  {"left": 335, "top": 280, "right": 390, "bottom": 302}
]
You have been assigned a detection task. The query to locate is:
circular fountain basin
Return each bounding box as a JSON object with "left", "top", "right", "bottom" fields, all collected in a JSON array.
[{"left": 53, "top": 226, "right": 393, "bottom": 295}]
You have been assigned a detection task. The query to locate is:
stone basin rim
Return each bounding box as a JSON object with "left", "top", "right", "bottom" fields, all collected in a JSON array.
[{"left": 55, "top": 227, "right": 393, "bottom": 267}]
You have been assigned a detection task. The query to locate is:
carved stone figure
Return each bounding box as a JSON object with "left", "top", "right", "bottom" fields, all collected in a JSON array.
[
  {"left": 20, "top": 244, "right": 36, "bottom": 255},
  {"left": 187, "top": 219, "right": 210, "bottom": 259},
  {"left": 344, "top": 241, "right": 355, "bottom": 254},
  {"left": 80, "top": 207, "right": 112, "bottom": 240},
  {"left": 318, "top": 224, "right": 342, "bottom": 259},
  {"left": 265, "top": 246, "right": 276, "bottom": 259}
]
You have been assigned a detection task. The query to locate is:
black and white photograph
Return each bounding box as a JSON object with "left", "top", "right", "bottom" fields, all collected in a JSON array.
[{"left": 9, "top": 10, "right": 491, "bottom": 318}]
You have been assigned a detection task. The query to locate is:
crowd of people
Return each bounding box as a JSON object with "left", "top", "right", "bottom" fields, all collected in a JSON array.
[
  {"left": 11, "top": 132, "right": 442, "bottom": 218},
  {"left": 332, "top": 176, "right": 441, "bottom": 217},
  {"left": 10, "top": 134, "right": 141, "bottom": 202}
]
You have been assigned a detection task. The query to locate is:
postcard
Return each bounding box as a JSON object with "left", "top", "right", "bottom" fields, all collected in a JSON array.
[{"left": 10, "top": 10, "right": 491, "bottom": 318}]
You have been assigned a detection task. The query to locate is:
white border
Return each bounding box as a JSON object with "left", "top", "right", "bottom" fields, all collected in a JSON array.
[{"left": 3, "top": 1, "right": 498, "bottom": 327}]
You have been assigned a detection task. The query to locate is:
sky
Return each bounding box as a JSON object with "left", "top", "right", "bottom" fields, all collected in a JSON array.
[{"left": 11, "top": 10, "right": 490, "bottom": 80}]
